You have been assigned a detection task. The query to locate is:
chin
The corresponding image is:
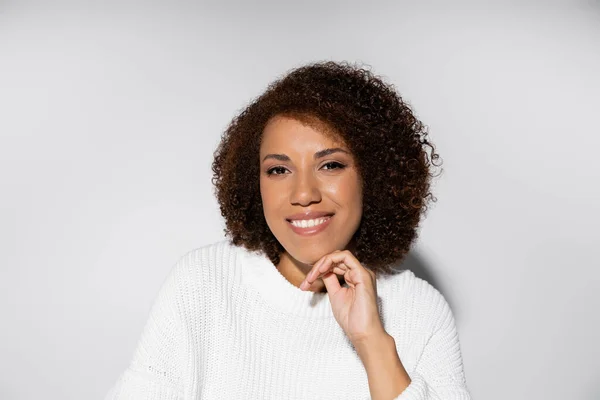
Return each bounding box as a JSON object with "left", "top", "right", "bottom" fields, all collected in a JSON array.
[
  {"left": 268, "top": 218, "right": 357, "bottom": 265},
  {"left": 283, "top": 241, "right": 342, "bottom": 265}
]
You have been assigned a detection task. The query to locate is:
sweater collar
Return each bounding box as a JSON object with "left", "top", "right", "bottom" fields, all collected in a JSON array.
[{"left": 239, "top": 246, "right": 337, "bottom": 319}]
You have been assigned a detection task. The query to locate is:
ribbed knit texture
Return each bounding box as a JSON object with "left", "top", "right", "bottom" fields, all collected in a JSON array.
[{"left": 105, "top": 240, "right": 471, "bottom": 399}]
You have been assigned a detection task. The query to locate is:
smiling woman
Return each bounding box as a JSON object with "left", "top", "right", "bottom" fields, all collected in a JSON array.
[
  {"left": 259, "top": 115, "right": 363, "bottom": 292},
  {"left": 105, "top": 61, "right": 472, "bottom": 400}
]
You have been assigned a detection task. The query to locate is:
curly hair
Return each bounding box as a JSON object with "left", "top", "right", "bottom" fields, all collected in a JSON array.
[{"left": 211, "top": 61, "right": 442, "bottom": 276}]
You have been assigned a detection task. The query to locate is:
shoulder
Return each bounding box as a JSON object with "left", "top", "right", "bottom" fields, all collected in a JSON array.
[
  {"left": 175, "top": 239, "right": 239, "bottom": 267},
  {"left": 380, "top": 269, "right": 456, "bottom": 333},
  {"left": 157, "top": 240, "right": 243, "bottom": 307},
  {"left": 169, "top": 239, "right": 243, "bottom": 283}
]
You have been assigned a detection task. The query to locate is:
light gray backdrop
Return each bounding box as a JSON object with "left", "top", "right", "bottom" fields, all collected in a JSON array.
[{"left": 1, "top": 0, "right": 599, "bottom": 399}]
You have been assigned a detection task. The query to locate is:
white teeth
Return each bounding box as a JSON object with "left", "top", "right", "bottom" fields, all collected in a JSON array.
[{"left": 290, "top": 217, "right": 330, "bottom": 228}]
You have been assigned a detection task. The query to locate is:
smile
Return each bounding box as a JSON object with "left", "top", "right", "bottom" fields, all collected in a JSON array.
[
  {"left": 287, "top": 216, "right": 333, "bottom": 236},
  {"left": 289, "top": 217, "right": 330, "bottom": 228}
]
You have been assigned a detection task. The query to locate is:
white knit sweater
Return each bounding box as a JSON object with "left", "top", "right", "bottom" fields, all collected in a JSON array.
[{"left": 105, "top": 240, "right": 471, "bottom": 399}]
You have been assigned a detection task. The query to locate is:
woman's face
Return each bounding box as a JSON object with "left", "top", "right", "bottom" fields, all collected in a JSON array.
[{"left": 259, "top": 115, "right": 363, "bottom": 266}]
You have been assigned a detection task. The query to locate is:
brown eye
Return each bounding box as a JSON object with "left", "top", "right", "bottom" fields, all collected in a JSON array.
[
  {"left": 266, "top": 166, "right": 288, "bottom": 175},
  {"left": 322, "top": 162, "right": 345, "bottom": 170}
]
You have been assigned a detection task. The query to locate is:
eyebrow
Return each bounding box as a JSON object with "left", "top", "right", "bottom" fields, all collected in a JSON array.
[{"left": 262, "top": 147, "right": 349, "bottom": 162}]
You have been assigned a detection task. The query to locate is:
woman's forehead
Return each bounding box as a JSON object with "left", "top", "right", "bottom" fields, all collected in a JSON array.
[{"left": 261, "top": 115, "right": 346, "bottom": 149}]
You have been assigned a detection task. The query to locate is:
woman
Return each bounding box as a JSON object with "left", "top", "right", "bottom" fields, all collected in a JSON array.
[{"left": 106, "top": 61, "right": 472, "bottom": 399}]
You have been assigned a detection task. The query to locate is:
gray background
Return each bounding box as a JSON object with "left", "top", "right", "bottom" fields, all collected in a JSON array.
[{"left": 1, "top": 0, "right": 599, "bottom": 399}]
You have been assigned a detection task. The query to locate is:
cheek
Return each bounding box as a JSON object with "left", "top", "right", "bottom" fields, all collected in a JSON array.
[
  {"left": 260, "top": 181, "right": 284, "bottom": 216},
  {"left": 259, "top": 178, "right": 272, "bottom": 200},
  {"left": 336, "top": 175, "right": 362, "bottom": 203}
]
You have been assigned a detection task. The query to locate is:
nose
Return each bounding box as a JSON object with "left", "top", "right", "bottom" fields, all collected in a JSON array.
[{"left": 290, "top": 170, "right": 322, "bottom": 206}]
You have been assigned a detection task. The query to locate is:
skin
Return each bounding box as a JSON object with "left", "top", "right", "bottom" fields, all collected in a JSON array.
[{"left": 259, "top": 115, "right": 363, "bottom": 293}]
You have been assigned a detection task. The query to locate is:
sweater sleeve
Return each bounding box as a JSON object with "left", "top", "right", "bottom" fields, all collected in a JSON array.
[
  {"left": 394, "top": 287, "right": 472, "bottom": 400},
  {"left": 104, "top": 260, "right": 189, "bottom": 400}
]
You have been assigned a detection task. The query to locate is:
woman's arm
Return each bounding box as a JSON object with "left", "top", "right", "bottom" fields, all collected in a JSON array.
[
  {"left": 355, "top": 332, "right": 412, "bottom": 400},
  {"left": 104, "top": 260, "right": 189, "bottom": 400},
  {"left": 392, "top": 292, "right": 472, "bottom": 400}
]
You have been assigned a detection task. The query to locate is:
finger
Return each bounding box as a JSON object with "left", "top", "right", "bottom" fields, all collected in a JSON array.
[
  {"left": 326, "top": 251, "right": 361, "bottom": 271},
  {"left": 311, "top": 255, "right": 348, "bottom": 285},
  {"left": 309, "top": 257, "right": 348, "bottom": 283},
  {"left": 327, "top": 252, "right": 375, "bottom": 290},
  {"left": 307, "top": 251, "right": 358, "bottom": 285},
  {"left": 306, "top": 255, "right": 329, "bottom": 285},
  {"left": 321, "top": 271, "right": 342, "bottom": 295},
  {"left": 307, "top": 256, "right": 326, "bottom": 281},
  {"left": 312, "top": 265, "right": 347, "bottom": 282}
]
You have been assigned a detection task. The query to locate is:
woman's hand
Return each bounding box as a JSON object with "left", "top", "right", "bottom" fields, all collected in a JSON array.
[{"left": 300, "top": 249, "right": 385, "bottom": 345}]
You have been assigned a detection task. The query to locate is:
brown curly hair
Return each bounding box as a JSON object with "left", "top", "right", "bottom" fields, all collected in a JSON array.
[{"left": 211, "top": 61, "right": 442, "bottom": 276}]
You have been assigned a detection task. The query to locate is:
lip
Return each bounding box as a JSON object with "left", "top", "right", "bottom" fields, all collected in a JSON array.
[
  {"left": 286, "top": 211, "right": 334, "bottom": 221},
  {"left": 287, "top": 215, "right": 333, "bottom": 236}
]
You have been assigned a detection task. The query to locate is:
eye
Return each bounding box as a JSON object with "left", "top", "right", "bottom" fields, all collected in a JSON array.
[
  {"left": 321, "top": 161, "right": 346, "bottom": 171},
  {"left": 266, "top": 162, "right": 346, "bottom": 176},
  {"left": 266, "top": 166, "right": 288, "bottom": 176}
]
